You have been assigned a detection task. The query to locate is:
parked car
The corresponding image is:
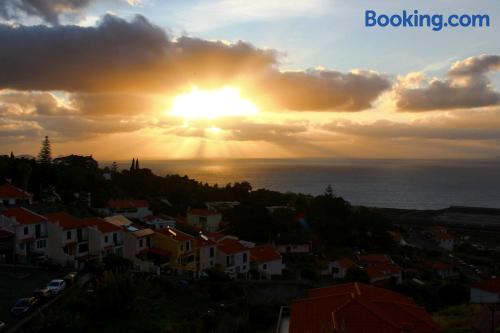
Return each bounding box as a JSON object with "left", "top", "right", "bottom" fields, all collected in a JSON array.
[
  {"left": 34, "top": 287, "right": 52, "bottom": 300},
  {"left": 10, "top": 297, "right": 38, "bottom": 317},
  {"left": 46, "top": 279, "right": 66, "bottom": 295}
]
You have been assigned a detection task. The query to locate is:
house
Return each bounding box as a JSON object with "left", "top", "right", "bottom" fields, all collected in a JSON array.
[
  {"left": 45, "top": 212, "right": 94, "bottom": 269},
  {"left": 143, "top": 215, "right": 176, "bottom": 230},
  {"left": 281, "top": 282, "right": 441, "bottom": 333},
  {"left": 423, "top": 261, "right": 457, "bottom": 279},
  {"left": 321, "top": 258, "right": 355, "bottom": 279},
  {"left": 250, "top": 244, "right": 284, "bottom": 279},
  {"left": 275, "top": 243, "right": 311, "bottom": 255},
  {"left": 86, "top": 217, "right": 124, "bottom": 261},
  {"left": 155, "top": 227, "right": 196, "bottom": 275},
  {"left": 216, "top": 238, "right": 250, "bottom": 279},
  {"left": 104, "top": 215, "right": 133, "bottom": 228},
  {"left": 358, "top": 254, "right": 402, "bottom": 285},
  {"left": 107, "top": 199, "right": 152, "bottom": 219},
  {"left": 195, "top": 234, "right": 217, "bottom": 275},
  {"left": 473, "top": 306, "right": 500, "bottom": 333},
  {"left": 186, "top": 209, "right": 222, "bottom": 232},
  {"left": 0, "top": 183, "right": 33, "bottom": 206},
  {"left": 122, "top": 226, "right": 168, "bottom": 273},
  {"left": 470, "top": 278, "right": 500, "bottom": 304},
  {"left": 431, "top": 226, "right": 454, "bottom": 251},
  {"left": 0, "top": 207, "right": 48, "bottom": 262}
]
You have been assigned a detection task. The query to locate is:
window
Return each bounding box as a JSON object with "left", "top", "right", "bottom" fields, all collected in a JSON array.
[
  {"left": 209, "top": 247, "right": 215, "bottom": 258},
  {"left": 23, "top": 226, "right": 29, "bottom": 235},
  {"left": 66, "top": 231, "right": 72, "bottom": 240},
  {"left": 180, "top": 244, "right": 184, "bottom": 252},
  {"left": 263, "top": 264, "right": 267, "bottom": 270},
  {"left": 139, "top": 239, "right": 143, "bottom": 247},
  {"left": 37, "top": 239, "right": 47, "bottom": 249},
  {"left": 243, "top": 253, "right": 247, "bottom": 263},
  {"left": 186, "top": 241, "right": 190, "bottom": 251},
  {"left": 113, "top": 233, "right": 117, "bottom": 243},
  {"left": 78, "top": 243, "right": 88, "bottom": 253},
  {"left": 226, "top": 255, "right": 235, "bottom": 267},
  {"left": 104, "top": 235, "right": 109, "bottom": 243}
]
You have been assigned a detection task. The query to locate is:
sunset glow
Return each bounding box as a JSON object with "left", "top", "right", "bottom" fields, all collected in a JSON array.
[{"left": 169, "top": 87, "right": 259, "bottom": 120}]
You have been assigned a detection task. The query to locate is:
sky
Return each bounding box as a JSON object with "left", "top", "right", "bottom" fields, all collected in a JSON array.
[{"left": 0, "top": 0, "right": 499, "bottom": 160}]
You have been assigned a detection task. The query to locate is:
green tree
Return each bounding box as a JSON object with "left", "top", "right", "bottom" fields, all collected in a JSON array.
[
  {"left": 344, "top": 267, "right": 370, "bottom": 283},
  {"left": 37, "top": 136, "right": 52, "bottom": 164},
  {"left": 111, "top": 161, "right": 118, "bottom": 172}
]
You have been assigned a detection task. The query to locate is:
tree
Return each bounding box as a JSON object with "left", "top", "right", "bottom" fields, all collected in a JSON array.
[
  {"left": 111, "top": 161, "right": 118, "bottom": 172},
  {"left": 135, "top": 158, "right": 139, "bottom": 170},
  {"left": 324, "top": 184, "right": 334, "bottom": 198},
  {"left": 130, "top": 158, "right": 135, "bottom": 171},
  {"left": 344, "top": 267, "right": 370, "bottom": 283},
  {"left": 37, "top": 136, "right": 52, "bottom": 164}
]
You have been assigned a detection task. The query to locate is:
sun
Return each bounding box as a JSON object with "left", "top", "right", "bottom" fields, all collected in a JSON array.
[{"left": 169, "top": 86, "right": 259, "bottom": 120}]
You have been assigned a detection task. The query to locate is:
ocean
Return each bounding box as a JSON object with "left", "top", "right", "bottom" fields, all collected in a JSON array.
[{"left": 107, "top": 159, "right": 500, "bottom": 210}]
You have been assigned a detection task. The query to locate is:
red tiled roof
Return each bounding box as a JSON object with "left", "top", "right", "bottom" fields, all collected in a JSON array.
[
  {"left": 423, "top": 261, "right": 451, "bottom": 271},
  {"left": 2, "top": 207, "right": 47, "bottom": 225},
  {"left": 0, "top": 228, "right": 15, "bottom": 239},
  {"left": 336, "top": 258, "right": 355, "bottom": 269},
  {"left": 188, "top": 208, "right": 220, "bottom": 217},
  {"left": 218, "top": 238, "right": 248, "bottom": 254},
  {"left": 208, "top": 231, "right": 226, "bottom": 241},
  {"left": 250, "top": 245, "right": 281, "bottom": 263},
  {"left": 365, "top": 263, "right": 402, "bottom": 279},
  {"left": 0, "top": 183, "right": 32, "bottom": 199},
  {"left": 290, "top": 283, "right": 440, "bottom": 333},
  {"left": 196, "top": 235, "right": 216, "bottom": 247},
  {"left": 85, "top": 217, "right": 122, "bottom": 234},
  {"left": 108, "top": 199, "right": 149, "bottom": 209},
  {"left": 45, "top": 212, "right": 83, "bottom": 230},
  {"left": 473, "top": 278, "right": 500, "bottom": 293},
  {"left": 156, "top": 227, "right": 194, "bottom": 242}
]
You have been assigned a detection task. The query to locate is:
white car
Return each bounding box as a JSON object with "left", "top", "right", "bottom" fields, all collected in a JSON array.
[{"left": 46, "top": 279, "right": 66, "bottom": 295}]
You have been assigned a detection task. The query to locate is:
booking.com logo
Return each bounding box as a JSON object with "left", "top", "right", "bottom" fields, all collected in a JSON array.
[{"left": 365, "top": 10, "right": 490, "bottom": 31}]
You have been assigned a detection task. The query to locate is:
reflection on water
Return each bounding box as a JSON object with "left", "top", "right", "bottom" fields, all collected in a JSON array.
[{"left": 104, "top": 159, "right": 500, "bottom": 210}]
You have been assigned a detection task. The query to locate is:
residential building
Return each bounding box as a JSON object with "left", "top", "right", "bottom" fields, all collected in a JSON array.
[
  {"left": 45, "top": 212, "right": 93, "bottom": 269},
  {"left": 0, "top": 207, "right": 48, "bottom": 262},
  {"left": 216, "top": 238, "right": 250, "bottom": 278},
  {"left": 195, "top": 234, "right": 217, "bottom": 275},
  {"left": 423, "top": 261, "right": 457, "bottom": 279},
  {"left": 0, "top": 183, "right": 33, "bottom": 206},
  {"left": 470, "top": 278, "right": 500, "bottom": 304},
  {"left": 104, "top": 215, "right": 133, "bottom": 228},
  {"left": 321, "top": 258, "right": 355, "bottom": 279},
  {"left": 143, "top": 215, "right": 176, "bottom": 230},
  {"left": 250, "top": 244, "right": 284, "bottom": 279},
  {"left": 431, "top": 226, "right": 454, "bottom": 251},
  {"left": 358, "top": 254, "right": 402, "bottom": 285},
  {"left": 155, "top": 227, "right": 196, "bottom": 275},
  {"left": 281, "top": 282, "right": 441, "bottom": 333},
  {"left": 86, "top": 217, "right": 124, "bottom": 260},
  {"left": 123, "top": 226, "right": 168, "bottom": 273},
  {"left": 107, "top": 199, "right": 152, "bottom": 219},
  {"left": 187, "top": 208, "right": 222, "bottom": 232}
]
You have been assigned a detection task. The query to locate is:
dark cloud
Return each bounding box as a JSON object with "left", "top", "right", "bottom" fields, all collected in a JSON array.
[
  {"left": 0, "top": 91, "right": 70, "bottom": 115},
  {"left": 396, "top": 55, "right": 500, "bottom": 111},
  {"left": 0, "top": 0, "right": 93, "bottom": 25},
  {"left": 0, "top": 14, "right": 390, "bottom": 111},
  {"left": 70, "top": 93, "right": 165, "bottom": 115}
]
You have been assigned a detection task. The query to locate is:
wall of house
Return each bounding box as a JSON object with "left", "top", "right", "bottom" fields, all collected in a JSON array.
[
  {"left": 217, "top": 250, "right": 250, "bottom": 277},
  {"left": 198, "top": 245, "right": 216, "bottom": 272},
  {"left": 88, "top": 227, "right": 102, "bottom": 259},
  {"left": 47, "top": 223, "right": 74, "bottom": 267},
  {"left": 257, "top": 258, "right": 284, "bottom": 278},
  {"left": 187, "top": 214, "right": 222, "bottom": 232},
  {"left": 470, "top": 288, "right": 500, "bottom": 303}
]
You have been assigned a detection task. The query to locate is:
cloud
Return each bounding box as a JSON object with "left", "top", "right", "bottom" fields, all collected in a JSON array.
[
  {"left": 0, "top": 91, "right": 71, "bottom": 115},
  {"left": 69, "top": 93, "right": 167, "bottom": 115},
  {"left": 396, "top": 55, "right": 500, "bottom": 111},
  {"left": 324, "top": 109, "right": 500, "bottom": 141},
  {"left": 0, "top": 14, "right": 390, "bottom": 112}
]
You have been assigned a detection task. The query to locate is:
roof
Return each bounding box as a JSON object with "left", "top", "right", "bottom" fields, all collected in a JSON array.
[
  {"left": 218, "top": 238, "right": 248, "bottom": 254},
  {"left": 0, "top": 183, "right": 32, "bottom": 199},
  {"left": 188, "top": 208, "right": 220, "bottom": 217},
  {"left": 423, "top": 261, "right": 451, "bottom": 271},
  {"left": 0, "top": 228, "right": 14, "bottom": 239},
  {"left": 143, "top": 215, "right": 174, "bottom": 222},
  {"left": 2, "top": 207, "right": 47, "bottom": 225},
  {"left": 131, "top": 228, "right": 155, "bottom": 238},
  {"left": 365, "top": 263, "right": 402, "bottom": 279},
  {"left": 472, "top": 278, "right": 500, "bottom": 293},
  {"left": 104, "top": 215, "right": 132, "bottom": 227},
  {"left": 108, "top": 199, "right": 149, "bottom": 209},
  {"left": 45, "top": 212, "right": 84, "bottom": 230},
  {"left": 290, "top": 283, "right": 440, "bottom": 333},
  {"left": 156, "top": 227, "right": 194, "bottom": 242},
  {"left": 250, "top": 244, "right": 281, "bottom": 263},
  {"left": 208, "top": 231, "right": 226, "bottom": 241},
  {"left": 436, "top": 233, "right": 455, "bottom": 240},
  {"left": 196, "top": 235, "right": 216, "bottom": 247},
  {"left": 335, "top": 258, "right": 355, "bottom": 269},
  {"left": 85, "top": 217, "right": 122, "bottom": 234}
]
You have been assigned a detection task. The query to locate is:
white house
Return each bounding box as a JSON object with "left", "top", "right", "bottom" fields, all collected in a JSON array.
[
  {"left": 431, "top": 226, "right": 454, "bottom": 251},
  {"left": 45, "top": 212, "right": 94, "bottom": 269},
  {"left": 107, "top": 199, "right": 152, "bottom": 219},
  {"left": 143, "top": 215, "right": 176, "bottom": 230},
  {"left": 187, "top": 209, "right": 222, "bottom": 232},
  {"left": 86, "top": 217, "right": 124, "bottom": 261},
  {"left": 321, "top": 258, "right": 355, "bottom": 279},
  {"left": 250, "top": 244, "right": 284, "bottom": 279},
  {"left": 195, "top": 235, "right": 217, "bottom": 275},
  {"left": 123, "top": 227, "right": 167, "bottom": 273},
  {"left": 216, "top": 238, "right": 250, "bottom": 278},
  {"left": 0, "top": 183, "right": 33, "bottom": 206},
  {"left": 0, "top": 207, "right": 48, "bottom": 262},
  {"left": 470, "top": 278, "right": 500, "bottom": 304}
]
